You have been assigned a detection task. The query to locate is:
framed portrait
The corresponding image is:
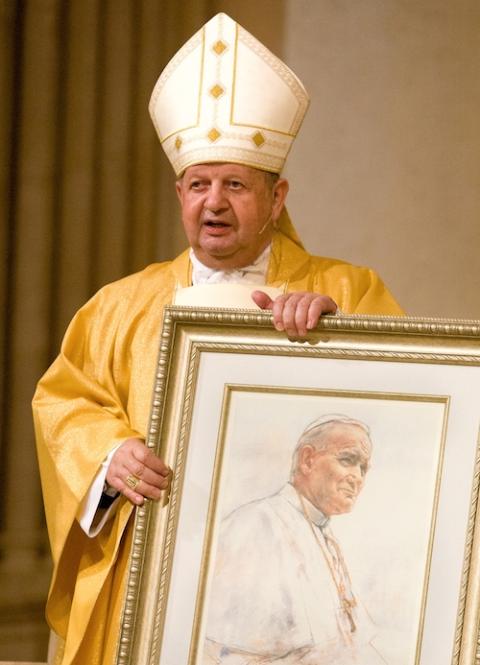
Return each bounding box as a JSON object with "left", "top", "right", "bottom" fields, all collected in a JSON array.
[{"left": 116, "top": 308, "right": 480, "bottom": 665}]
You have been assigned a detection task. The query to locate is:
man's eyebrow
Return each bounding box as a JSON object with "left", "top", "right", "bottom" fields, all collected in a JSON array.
[
  {"left": 337, "top": 448, "right": 370, "bottom": 461},
  {"left": 224, "top": 174, "right": 247, "bottom": 182}
]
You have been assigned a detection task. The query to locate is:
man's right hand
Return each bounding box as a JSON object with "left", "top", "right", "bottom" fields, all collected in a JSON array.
[
  {"left": 251, "top": 290, "right": 337, "bottom": 338},
  {"left": 106, "top": 437, "right": 172, "bottom": 506}
]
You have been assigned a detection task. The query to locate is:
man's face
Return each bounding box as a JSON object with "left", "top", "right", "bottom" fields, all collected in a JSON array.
[
  {"left": 175, "top": 163, "right": 288, "bottom": 270},
  {"left": 302, "top": 424, "right": 372, "bottom": 516}
]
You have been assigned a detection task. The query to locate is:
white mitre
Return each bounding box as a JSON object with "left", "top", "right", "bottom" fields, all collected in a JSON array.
[{"left": 149, "top": 12, "right": 310, "bottom": 176}]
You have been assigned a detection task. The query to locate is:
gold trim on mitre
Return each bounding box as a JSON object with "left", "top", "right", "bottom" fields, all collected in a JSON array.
[{"left": 149, "top": 13, "right": 310, "bottom": 176}]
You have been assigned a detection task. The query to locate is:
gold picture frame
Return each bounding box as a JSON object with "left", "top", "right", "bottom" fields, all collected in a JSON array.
[{"left": 116, "top": 307, "right": 480, "bottom": 665}]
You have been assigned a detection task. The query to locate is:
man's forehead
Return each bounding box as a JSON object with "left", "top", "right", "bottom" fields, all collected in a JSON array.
[
  {"left": 182, "top": 162, "right": 265, "bottom": 180},
  {"left": 321, "top": 423, "right": 372, "bottom": 456}
]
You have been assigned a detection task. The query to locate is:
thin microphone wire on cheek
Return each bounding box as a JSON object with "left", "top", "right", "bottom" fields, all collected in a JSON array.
[{"left": 257, "top": 214, "right": 273, "bottom": 235}]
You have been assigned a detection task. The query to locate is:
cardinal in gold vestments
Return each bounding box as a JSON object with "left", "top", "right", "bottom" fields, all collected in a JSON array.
[{"left": 33, "top": 12, "right": 404, "bottom": 665}]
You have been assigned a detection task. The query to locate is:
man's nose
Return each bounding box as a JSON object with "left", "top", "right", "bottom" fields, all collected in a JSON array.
[
  {"left": 204, "top": 182, "right": 227, "bottom": 212},
  {"left": 348, "top": 466, "right": 363, "bottom": 485}
]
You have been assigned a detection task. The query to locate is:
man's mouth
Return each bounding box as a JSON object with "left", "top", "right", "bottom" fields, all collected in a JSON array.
[
  {"left": 204, "top": 220, "right": 230, "bottom": 228},
  {"left": 202, "top": 220, "right": 233, "bottom": 237},
  {"left": 339, "top": 487, "right": 356, "bottom": 499}
]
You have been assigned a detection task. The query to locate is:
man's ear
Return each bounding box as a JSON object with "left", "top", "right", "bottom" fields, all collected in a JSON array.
[
  {"left": 298, "top": 445, "right": 315, "bottom": 475},
  {"left": 175, "top": 178, "right": 183, "bottom": 203},
  {"left": 271, "top": 178, "right": 289, "bottom": 222}
]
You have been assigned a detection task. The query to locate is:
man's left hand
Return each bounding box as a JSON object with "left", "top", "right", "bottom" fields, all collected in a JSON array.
[{"left": 251, "top": 290, "right": 337, "bottom": 338}]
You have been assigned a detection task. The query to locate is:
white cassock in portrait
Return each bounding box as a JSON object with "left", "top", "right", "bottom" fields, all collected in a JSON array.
[{"left": 202, "top": 416, "right": 388, "bottom": 665}]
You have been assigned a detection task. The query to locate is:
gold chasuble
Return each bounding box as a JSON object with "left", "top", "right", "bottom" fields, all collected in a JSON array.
[{"left": 33, "top": 225, "right": 403, "bottom": 665}]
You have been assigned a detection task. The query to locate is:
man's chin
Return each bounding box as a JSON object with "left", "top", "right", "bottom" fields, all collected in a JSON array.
[
  {"left": 192, "top": 245, "right": 234, "bottom": 267},
  {"left": 195, "top": 244, "right": 259, "bottom": 270},
  {"left": 331, "top": 497, "right": 356, "bottom": 514}
]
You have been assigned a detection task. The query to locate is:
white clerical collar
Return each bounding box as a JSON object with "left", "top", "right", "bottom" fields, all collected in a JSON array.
[{"left": 190, "top": 245, "right": 271, "bottom": 286}]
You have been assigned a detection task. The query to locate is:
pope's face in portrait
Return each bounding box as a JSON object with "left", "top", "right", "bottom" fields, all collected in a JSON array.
[{"left": 299, "top": 423, "right": 372, "bottom": 516}]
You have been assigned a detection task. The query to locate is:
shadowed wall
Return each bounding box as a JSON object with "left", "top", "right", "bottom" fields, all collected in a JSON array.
[{"left": 284, "top": 0, "right": 480, "bottom": 318}]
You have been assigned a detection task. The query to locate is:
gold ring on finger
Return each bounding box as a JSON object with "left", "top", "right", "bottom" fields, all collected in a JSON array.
[{"left": 125, "top": 474, "right": 141, "bottom": 490}]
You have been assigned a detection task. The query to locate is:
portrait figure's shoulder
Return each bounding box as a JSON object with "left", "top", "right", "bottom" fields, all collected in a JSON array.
[{"left": 220, "top": 488, "right": 297, "bottom": 544}]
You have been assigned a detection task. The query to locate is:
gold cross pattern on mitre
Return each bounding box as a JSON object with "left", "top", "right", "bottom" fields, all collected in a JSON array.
[{"left": 149, "top": 12, "right": 310, "bottom": 176}]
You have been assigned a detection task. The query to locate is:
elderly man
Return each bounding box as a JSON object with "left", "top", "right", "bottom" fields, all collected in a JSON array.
[
  {"left": 33, "top": 13, "right": 401, "bottom": 665},
  {"left": 204, "top": 415, "right": 385, "bottom": 665}
]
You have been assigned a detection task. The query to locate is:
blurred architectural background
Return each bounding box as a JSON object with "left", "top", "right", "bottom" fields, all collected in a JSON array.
[{"left": 0, "top": 0, "right": 478, "bottom": 660}]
